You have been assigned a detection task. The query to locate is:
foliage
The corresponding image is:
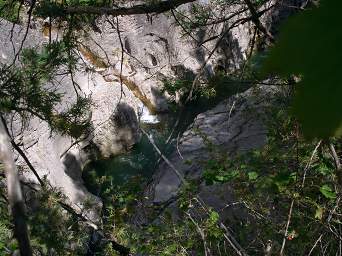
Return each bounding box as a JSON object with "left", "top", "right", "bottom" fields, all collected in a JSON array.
[
  {"left": 263, "top": 0, "right": 342, "bottom": 138},
  {"left": 189, "top": 3, "right": 211, "bottom": 26},
  {"left": 0, "top": 39, "right": 91, "bottom": 138},
  {"left": 0, "top": 0, "right": 20, "bottom": 23},
  {"left": 0, "top": 182, "right": 16, "bottom": 255},
  {"left": 201, "top": 98, "right": 342, "bottom": 255},
  {"left": 0, "top": 175, "right": 89, "bottom": 255},
  {"left": 122, "top": 207, "right": 225, "bottom": 255},
  {"left": 162, "top": 78, "right": 193, "bottom": 101},
  {"left": 0, "top": 0, "right": 340, "bottom": 255},
  {"left": 162, "top": 78, "right": 214, "bottom": 103},
  {"left": 82, "top": 171, "right": 145, "bottom": 254},
  {"left": 82, "top": 167, "right": 229, "bottom": 255},
  {"left": 163, "top": 72, "right": 248, "bottom": 107},
  {"left": 28, "top": 185, "right": 89, "bottom": 255},
  {"left": 0, "top": 47, "right": 63, "bottom": 120},
  {"left": 203, "top": 158, "right": 239, "bottom": 184},
  {"left": 52, "top": 96, "right": 92, "bottom": 138}
]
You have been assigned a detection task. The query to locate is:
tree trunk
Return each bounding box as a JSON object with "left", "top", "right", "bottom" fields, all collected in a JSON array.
[{"left": 0, "top": 119, "right": 32, "bottom": 256}]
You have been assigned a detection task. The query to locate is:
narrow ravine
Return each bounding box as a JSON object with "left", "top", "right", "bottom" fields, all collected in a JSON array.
[{"left": 82, "top": 78, "right": 249, "bottom": 200}]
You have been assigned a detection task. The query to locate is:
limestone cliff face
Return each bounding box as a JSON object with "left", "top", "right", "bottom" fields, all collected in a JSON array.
[
  {"left": 0, "top": 5, "right": 254, "bottom": 222},
  {"left": 0, "top": 19, "right": 142, "bottom": 222},
  {"left": 82, "top": 6, "right": 254, "bottom": 110},
  {"left": 0, "top": 0, "right": 302, "bottom": 222}
]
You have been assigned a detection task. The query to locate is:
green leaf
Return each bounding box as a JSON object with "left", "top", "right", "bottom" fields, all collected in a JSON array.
[
  {"left": 216, "top": 175, "right": 227, "bottom": 182},
  {"left": 248, "top": 171, "right": 258, "bottom": 181},
  {"left": 273, "top": 172, "right": 296, "bottom": 192},
  {"left": 320, "top": 185, "right": 336, "bottom": 199},
  {"left": 316, "top": 163, "right": 333, "bottom": 176},
  {"left": 209, "top": 211, "right": 220, "bottom": 224},
  {"left": 262, "top": 0, "right": 342, "bottom": 138}
]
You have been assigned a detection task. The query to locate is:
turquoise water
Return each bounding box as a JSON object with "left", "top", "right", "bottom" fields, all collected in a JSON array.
[
  {"left": 82, "top": 80, "right": 249, "bottom": 194},
  {"left": 83, "top": 124, "right": 170, "bottom": 182}
]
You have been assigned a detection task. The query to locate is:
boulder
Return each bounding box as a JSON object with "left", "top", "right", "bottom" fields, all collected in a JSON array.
[
  {"left": 135, "top": 85, "right": 283, "bottom": 224},
  {"left": 92, "top": 103, "right": 140, "bottom": 158}
]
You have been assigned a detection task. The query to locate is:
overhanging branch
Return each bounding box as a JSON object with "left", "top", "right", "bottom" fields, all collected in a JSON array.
[
  {"left": 64, "top": 0, "right": 196, "bottom": 16},
  {"left": 243, "top": 0, "right": 274, "bottom": 42}
]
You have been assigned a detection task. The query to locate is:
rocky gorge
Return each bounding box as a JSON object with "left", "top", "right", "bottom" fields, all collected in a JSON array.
[{"left": 0, "top": 0, "right": 305, "bottom": 248}]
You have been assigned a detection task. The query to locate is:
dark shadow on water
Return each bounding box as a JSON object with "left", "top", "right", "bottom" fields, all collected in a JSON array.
[{"left": 82, "top": 122, "right": 173, "bottom": 196}]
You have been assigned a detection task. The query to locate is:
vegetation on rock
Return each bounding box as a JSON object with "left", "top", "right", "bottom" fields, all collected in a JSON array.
[{"left": 0, "top": 0, "right": 341, "bottom": 255}]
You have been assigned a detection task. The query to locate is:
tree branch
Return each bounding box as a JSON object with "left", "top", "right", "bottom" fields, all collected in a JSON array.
[
  {"left": 0, "top": 115, "right": 44, "bottom": 186},
  {"left": 0, "top": 118, "right": 32, "bottom": 256},
  {"left": 64, "top": 0, "right": 196, "bottom": 16},
  {"left": 328, "top": 142, "right": 342, "bottom": 189},
  {"left": 243, "top": 0, "right": 274, "bottom": 43}
]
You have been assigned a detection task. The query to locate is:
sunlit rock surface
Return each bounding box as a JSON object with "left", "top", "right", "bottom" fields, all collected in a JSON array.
[{"left": 0, "top": 19, "right": 142, "bottom": 222}]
